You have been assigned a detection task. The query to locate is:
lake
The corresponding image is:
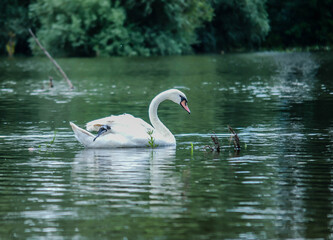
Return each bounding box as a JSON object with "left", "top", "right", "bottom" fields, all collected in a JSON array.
[{"left": 0, "top": 52, "right": 333, "bottom": 239}]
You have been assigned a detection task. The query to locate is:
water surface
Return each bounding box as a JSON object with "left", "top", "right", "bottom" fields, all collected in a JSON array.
[{"left": 0, "top": 52, "right": 333, "bottom": 239}]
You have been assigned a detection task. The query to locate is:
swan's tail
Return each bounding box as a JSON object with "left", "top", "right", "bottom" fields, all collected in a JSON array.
[{"left": 70, "top": 122, "right": 95, "bottom": 147}]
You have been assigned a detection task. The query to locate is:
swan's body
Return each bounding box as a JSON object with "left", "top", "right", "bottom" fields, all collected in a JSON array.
[{"left": 70, "top": 89, "right": 190, "bottom": 148}]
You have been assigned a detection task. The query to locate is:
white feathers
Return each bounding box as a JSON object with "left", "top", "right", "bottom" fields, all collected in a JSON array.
[{"left": 70, "top": 89, "right": 190, "bottom": 148}]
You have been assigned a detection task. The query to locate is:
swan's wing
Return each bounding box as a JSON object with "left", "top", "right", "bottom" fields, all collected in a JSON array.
[
  {"left": 70, "top": 122, "right": 95, "bottom": 147},
  {"left": 86, "top": 114, "right": 153, "bottom": 134},
  {"left": 86, "top": 116, "right": 115, "bottom": 132},
  {"left": 72, "top": 114, "right": 174, "bottom": 148}
]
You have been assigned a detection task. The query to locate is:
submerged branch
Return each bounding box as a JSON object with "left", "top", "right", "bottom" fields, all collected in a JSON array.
[
  {"left": 28, "top": 29, "right": 74, "bottom": 89},
  {"left": 204, "top": 132, "right": 221, "bottom": 152},
  {"left": 228, "top": 125, "right": 241, "bottom": 151},
  {"left": 204, "top": 126, "right": 242, "bottom": 153}
]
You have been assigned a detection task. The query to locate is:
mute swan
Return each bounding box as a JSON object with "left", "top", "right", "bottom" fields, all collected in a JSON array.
[{"left": 70, "top": 89, "right": 190, "bottom": 148}]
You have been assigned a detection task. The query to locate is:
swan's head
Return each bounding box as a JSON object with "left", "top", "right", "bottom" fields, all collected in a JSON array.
[
  {"left": 93, "top": 125, "right": 111, "bottom": 141},
  {"left": 165, "top": 89, "right": 191, "bottom": 114}
]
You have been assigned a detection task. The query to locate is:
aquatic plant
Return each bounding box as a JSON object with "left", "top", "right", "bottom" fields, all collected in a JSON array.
[
  {"left": 147, "top": 130, "right": 158, "bottom": 148},
  {"left": 29, "top": 130, "right": 57, "bottom": 152},
  {"left": 48, "top": 130, "right": 57, "bottom": 147},
  {"left": 40, "top": 130, "right": 57, "bottom": 150}
]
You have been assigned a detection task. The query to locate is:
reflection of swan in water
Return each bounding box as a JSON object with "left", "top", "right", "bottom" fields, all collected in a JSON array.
[
  {"left": 71, "top": 147, "right": 185, "bottom": 215},
  {"left": 70, "top": 89, "right": 190, "bottom": 148}
]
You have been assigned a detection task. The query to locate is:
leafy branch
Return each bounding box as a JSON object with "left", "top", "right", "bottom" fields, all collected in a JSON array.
[{"left": 147, "top": 130, "right": 158, "bottom": 148}]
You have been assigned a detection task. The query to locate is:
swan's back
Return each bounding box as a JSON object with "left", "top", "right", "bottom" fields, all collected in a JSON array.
[
  {"left": 86, "top": 114, "right": 153, "bottom": 135},
  {"left": 70, "top": 114, "right": 175, "bottom": 148},
  {"left": 70, "top": 89, "right": 189, "bottom": 148}
]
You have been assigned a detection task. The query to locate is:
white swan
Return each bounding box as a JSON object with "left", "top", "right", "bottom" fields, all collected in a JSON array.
[{"left": 70, "top": 89, "right": 190, "bottom": 148}]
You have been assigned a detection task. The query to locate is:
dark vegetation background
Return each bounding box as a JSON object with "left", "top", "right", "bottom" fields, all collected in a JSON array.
[{"left": 1, "top": 0, "right": 333, "bottom": 57}]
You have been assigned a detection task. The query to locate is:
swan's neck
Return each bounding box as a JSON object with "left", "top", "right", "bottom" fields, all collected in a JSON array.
[{"left": 148, "top": 92, "right": 174, "bottom": 140}]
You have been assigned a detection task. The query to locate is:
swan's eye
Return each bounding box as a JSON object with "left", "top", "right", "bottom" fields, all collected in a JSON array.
[{"left": 180, "top": 95, "right": 187, "bottom": 104}]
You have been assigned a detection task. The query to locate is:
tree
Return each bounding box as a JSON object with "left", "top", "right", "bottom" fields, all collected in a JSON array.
[
  {"left": 0, "top": 0, "right": 31, "bottom": 56},
  {"left": 265, "top": 0, "right": 333, "bottom": 48},
  {"left": 29, "top": 0, "right": 213, "bottom": 56},
  {"left": 195, "top": 0, "right": 270, "bottom": 53},
  {"left": 122, "top": 0, "right": 213, "bottom": 55},
  {"left": 29, "top": 0, "right": 128, "bottom": 56}
]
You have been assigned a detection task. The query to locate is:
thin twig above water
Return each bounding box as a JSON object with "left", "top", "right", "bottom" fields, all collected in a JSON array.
[
  {"left": 204, "top": 132, "right": 221, "bottom": 152},
  {"left": 228, "top": 125, "right": 241, "bottom": 151},
  {"left": 29, "top": 29, "right": 74, "bottom": 90}
]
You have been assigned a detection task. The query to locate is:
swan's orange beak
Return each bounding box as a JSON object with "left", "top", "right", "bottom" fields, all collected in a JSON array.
[{"left": 181, "top": 99, "right": 191, "bottom": 114}]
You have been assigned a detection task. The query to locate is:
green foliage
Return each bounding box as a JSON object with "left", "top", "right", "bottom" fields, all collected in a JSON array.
[
  {"left": 147, "top": 130, "right": 158, "bottom": 148},
  {"left": 35, "top": 130, "right": 57, "bottom": 152},
  {"left": 2, "top": 0, "right": 332, "bottom": 56},
  {"left": 123, "top": 0, "right": 213, "bottom": 55},
  {"left": 0, "top": 0, "right": 31, "bottom": 55},
  {"left": 196, "top": 0, "right": 270, "bottom": 52},
  {"left": 29, "top": 0, "right": 212, "bottom": 56},
  {"left": 29, "top": 0, "right": 128, "bottom": 56},
  {"left": 265, "top": 0, "right": 333, "bottom": 49}
]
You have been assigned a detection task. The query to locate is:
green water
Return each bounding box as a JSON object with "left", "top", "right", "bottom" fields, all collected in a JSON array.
[{"left": 1, "top": 52, "right": 333, "bottom": 239}]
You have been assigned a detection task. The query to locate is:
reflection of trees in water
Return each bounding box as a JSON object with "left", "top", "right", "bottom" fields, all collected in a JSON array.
[
  {"left": 238, "top": 53, "right": 320, "bottom": 104},
  {"left": 273, "top": 119, "right": 307, "bottom": 238},
  {"left": 272, "top": 98, "right": 333, "bottom": 237},
  {"left": 272, "top": 53, "right": 319, "bottom": 103},
  {"left": 274, "top": 142, "right": 333, "bottom": 238},
  {"left": 238, "top": 53, "right": 332, "bottom": 238}
]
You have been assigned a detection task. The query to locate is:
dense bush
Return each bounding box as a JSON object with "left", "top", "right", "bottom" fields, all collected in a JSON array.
[
  {"left": 0, "top": 0, "right": 31, "bottom": 55},
  {"left": 29, "top": 0, "right": 212, "bottom": 56},
  {"left": 195, "top": 0, "right": 270, "bottom": 53},
  {"left": 265, "top": 0, "right": 333, "bottom": 49},
  {"left": 1, "top": 0, "right": 332, "bottom": 56},
  {"left": 29, "top": 0, "right": 129, "bottom": 56}
]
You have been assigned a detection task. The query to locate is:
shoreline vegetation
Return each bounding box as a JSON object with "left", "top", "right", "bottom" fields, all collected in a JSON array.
[{"left": 2, "top": 1, "right": 333, "bottom": 57}]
